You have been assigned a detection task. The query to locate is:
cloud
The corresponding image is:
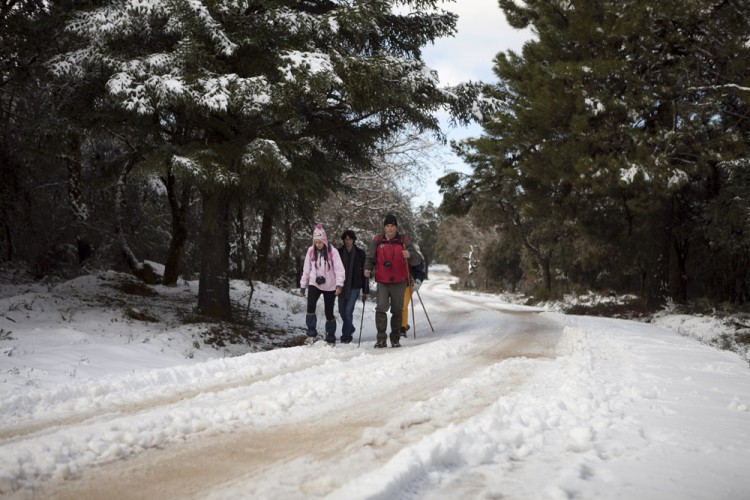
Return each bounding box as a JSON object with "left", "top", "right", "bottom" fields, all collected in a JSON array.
[
  {"left": 423, "top": 0, "right": 533, "bottom": 86},
  {"left": 416, "top": 1, "right": 536, "bottom": 205}
]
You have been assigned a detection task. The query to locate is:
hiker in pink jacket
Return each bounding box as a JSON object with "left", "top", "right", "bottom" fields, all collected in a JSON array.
[{"left": 300, "top": 224, "right": 345, "bottom": 345}]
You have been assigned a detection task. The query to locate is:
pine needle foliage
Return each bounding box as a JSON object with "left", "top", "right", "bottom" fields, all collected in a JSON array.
[
  {"left": 50, "top": 0, "right": 488, "bottom": 318},
  {"left": 445, "top": 0, "right": 750, "bottom": 305}
]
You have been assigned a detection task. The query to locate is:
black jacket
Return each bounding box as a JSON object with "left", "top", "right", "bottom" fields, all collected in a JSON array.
[{"left": 338, "top": 244, "right": 370, "bottom": 297}]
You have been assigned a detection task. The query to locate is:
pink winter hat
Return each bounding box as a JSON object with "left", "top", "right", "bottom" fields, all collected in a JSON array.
[{"left": 312, "top": 223, "right": 328, "bottom": 246}]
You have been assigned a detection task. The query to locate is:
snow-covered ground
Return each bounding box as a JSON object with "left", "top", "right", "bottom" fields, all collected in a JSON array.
[{"left": 1, "top": 266, "right": 749, "bottom": 499}]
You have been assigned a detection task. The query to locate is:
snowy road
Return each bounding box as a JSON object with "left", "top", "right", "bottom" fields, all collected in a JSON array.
[
  {"left": 2, "top": 271, "right": 557, "bottom": 498},
  {"left": 2, "top": 270, "right": 750, "bottom": 499}
]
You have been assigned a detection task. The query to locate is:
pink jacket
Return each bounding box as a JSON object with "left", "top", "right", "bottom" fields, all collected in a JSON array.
[{"left": 300, "top": 244, "right": 345, "bottom": 292}]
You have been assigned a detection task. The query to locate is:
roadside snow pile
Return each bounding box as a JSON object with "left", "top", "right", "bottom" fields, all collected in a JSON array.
[
  {"left": 650, "top": 309, "right": 750, "bottom": 365},
  {"left": 0, "top": 270, "right": 308, "bottom": 393},
  {"left": 460, "top": 281, "right": 749, "bottom": 365}
]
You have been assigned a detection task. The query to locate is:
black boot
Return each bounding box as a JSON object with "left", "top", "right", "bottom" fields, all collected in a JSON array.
[{"left": 390, "top": 332, "right": 401, "bottom": 347}]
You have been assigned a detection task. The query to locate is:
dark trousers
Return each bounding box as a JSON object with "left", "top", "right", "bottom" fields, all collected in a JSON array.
[
  {"left": 306, "top": 286, "right": 337, "bottom": 340},
  {"left": 337, "top": 288, "right": 361, "bottom": 341}
]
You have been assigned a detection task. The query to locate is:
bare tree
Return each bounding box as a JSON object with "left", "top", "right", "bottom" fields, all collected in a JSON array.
[{"left": 315, "top": 129, "right": 446, "bottom": 240}]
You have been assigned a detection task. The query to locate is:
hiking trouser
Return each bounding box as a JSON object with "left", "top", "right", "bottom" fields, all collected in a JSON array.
[
  {"left": 401, "top": 283, "right": 413, "bottom": 329},
  {"left": 375, "top": 281, "right": 407, "bottom": 344},
  {"left": 337, "top": 288, "right": 360, "bottom": 341},
  {"left": 306, "top": 286, "right": 336, "bottom": 339}
]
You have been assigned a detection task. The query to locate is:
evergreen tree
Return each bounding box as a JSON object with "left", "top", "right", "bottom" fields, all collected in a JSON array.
[
  {"left": 1, "top": 1, "right": 108, "bottom": 272},
  {"left": 51, "top": 0, "right": 486, "bottom": 319},
  {"left": 446, "top": 0, "right": 750, "bottom": 304}
]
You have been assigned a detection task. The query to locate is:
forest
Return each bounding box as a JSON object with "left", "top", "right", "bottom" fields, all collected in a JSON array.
[
  {"left": 439, "top": 0, "right": 750, "bottom": 309},
  {"left": 2, "top": 0, "right": 749, "bottom": 320}
]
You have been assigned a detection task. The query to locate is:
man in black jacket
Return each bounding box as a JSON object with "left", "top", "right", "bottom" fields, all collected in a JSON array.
[{"left": 337, "top": 230, "right": 369, "bottom": 343}]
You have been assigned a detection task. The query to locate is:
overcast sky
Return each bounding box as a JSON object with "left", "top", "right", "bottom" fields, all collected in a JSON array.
[
  {"left": 416, "top": 0, "right": 534, "bottom": 206},
  {"left": 423, "top": 1, "right": 532, "bottom": 88}
]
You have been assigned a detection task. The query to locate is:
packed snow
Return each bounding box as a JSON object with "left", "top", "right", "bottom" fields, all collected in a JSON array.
[{"left": 1, "top": 265, "right": 749, "bottom": 499}]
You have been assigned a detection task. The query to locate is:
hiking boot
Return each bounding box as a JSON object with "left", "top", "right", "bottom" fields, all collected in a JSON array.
[
  {"left": 304, "top": 335, "right": 317, "bottom": 345},
  {"left": 399, "top": 326, "right": 407, "bottom": 338},
  {"left": 340, "top": 337, "right": 352, "bottom": 344},
  {"left": 374, "top": 340, "right": 387, "bottom": 348},
  {"left": 391, "top": 341, "right": 401, "bottom": 348},
  {"left": 324, "top": 334, "right": 336, "bottom": 345}
]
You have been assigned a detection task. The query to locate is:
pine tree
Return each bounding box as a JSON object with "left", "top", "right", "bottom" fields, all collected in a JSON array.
[
  {"left": 450, "top": 0, "right": 750, "bottom": 304},
  {"left": 50, "top": 0, "right": 486, "bottom": 318}
]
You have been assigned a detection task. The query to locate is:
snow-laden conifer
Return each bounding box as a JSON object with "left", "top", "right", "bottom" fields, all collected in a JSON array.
[{"left": 50, "top": 0, "right": 489, "bottom": 318}]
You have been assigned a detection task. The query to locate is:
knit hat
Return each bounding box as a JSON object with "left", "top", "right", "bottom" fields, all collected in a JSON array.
[
  {"left": 383, "top": 214, "right": 398, "bottom": 227},
  {"left": 312, "top": 223, "right": 329, "bottom": 246}
]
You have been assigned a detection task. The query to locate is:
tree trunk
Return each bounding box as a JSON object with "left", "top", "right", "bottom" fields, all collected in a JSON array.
[
  {"left": 197, "top": 188, "right": 232, "bottom": 320},
  {"left": 2, "top": 220, "right": 13, "bottom": 262},
  {"left": 644, "top": 201, "right": 672, "bottom": 309},
  {"left": 114, "top": 158, "right": 160, "bottom": 284},
  {"left": 255, "top": 205, "right": 275, "bottom": 282},
  {"left": 162, "top": 167, "right": 191, "bottom": 286},
  {"left": 63, "top": 132, "right": 93, "bottom": 265},
  {"left": 673, "top": 236, "right": 689, "bottom": 304},
  {"left": 541, "top": 255, "right": 552, "bottom": 291},
  {"left": 234, "top": 203, "right": 248, "bottom": 280},
  {"left": 279, "top": 206, "right": 293, "bottom": 282}
]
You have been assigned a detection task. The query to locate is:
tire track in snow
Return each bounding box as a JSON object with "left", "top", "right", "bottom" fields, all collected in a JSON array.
[
  {"left": 0, "top": 356, "right": 332, "bottom": 442},
  {"left": 9, "top": 307, "right": 563, "bottom": 499}
]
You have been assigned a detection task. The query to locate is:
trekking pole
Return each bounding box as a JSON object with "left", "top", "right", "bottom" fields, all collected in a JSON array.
[
  {"left": 414, "top": 289, "right": 435, "bottom": 332},
  {"left": 357, "top": 295, "right": 366, "bottom": 348},
  {"left": 410, "top": 284, "right": 417, "bottom": 339},
  {"left": 403, "top": 242, "right": 416, "bottom": 339}
]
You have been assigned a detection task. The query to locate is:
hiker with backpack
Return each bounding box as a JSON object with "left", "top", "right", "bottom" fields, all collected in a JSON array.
[
  {"left": 300, "top": 224, "right": 345, "bottom": 345},
  {"left": 364, "top": 214, "right": 423, "bottom": 348},
  {"left": 337, "top": 230, "right": 369, "bottom": 344}
]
